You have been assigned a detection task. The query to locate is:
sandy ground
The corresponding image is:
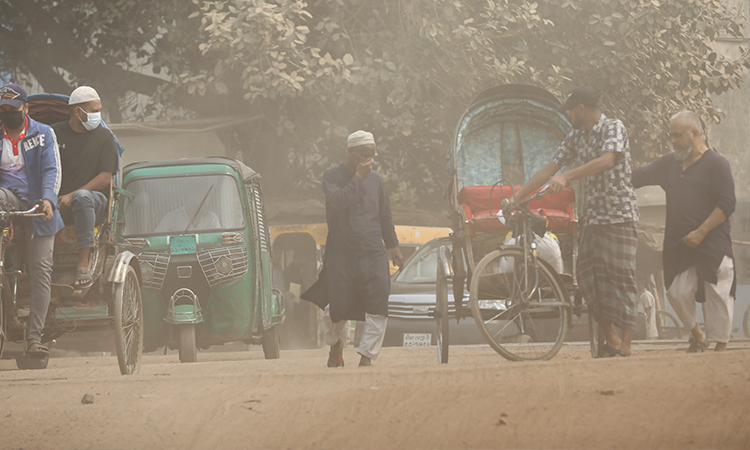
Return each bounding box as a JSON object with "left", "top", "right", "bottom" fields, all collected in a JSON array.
[{"left": 1, "top": 342, "right": 749, "bottom": 450}]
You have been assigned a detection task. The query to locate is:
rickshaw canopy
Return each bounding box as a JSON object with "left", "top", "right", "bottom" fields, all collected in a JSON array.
[{"left": 450, "top": 84, "right": 571, "bottom": 190}]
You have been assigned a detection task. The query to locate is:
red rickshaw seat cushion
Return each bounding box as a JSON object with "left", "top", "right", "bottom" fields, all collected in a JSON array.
[{"left": 458, "top": 186, "right": 575, "bottom": 234}]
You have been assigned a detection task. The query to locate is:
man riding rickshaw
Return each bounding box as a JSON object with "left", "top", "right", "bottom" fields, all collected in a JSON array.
[{"left": 0, "top": 84, "right": 142, "bottom": 373}]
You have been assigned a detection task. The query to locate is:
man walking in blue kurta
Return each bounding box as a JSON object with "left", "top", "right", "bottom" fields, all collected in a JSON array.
[{"left": 302, "top": 130, "right": 404, "bottom": 367}]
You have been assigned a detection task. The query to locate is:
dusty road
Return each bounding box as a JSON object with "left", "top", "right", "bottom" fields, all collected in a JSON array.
[{"left": 1, "top": 343, "right": 749, "bottom": 450}]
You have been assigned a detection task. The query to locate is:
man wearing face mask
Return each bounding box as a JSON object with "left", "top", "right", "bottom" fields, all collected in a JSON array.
[
  {"left": 632, "top": 111, "right": 736, "bottom": 352},
  {"left": 52, "top": 86, "right": 118, "bottom": 288},
  {"left": 0, "top": 83, "right": 64, "bottom": 358}
]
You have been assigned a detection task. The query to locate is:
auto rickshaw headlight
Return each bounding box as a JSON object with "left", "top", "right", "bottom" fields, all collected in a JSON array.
[
  {"left": 220, "top": 232, "right": 245, "bottom": 244},
  {"left": 216, "top": 255, "right": 232, "bottom": 275}
]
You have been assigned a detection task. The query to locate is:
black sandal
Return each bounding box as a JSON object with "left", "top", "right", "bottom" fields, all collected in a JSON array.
[
  {"left": 74, "top": 269, "right": 93, "bottom": 288},
  {"left": 687, "top": 336, "right": 709, "bottom": 353},
  {"left": 27, "top": 340, "right": 49, "bottom": 358}
]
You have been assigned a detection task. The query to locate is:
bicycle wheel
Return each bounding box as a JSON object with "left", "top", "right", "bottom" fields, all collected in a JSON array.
[
  {"left": 470, "top": 247, "right": 569, "bottom": 361},
  {"left": 587, "top": 310, "right": 605, "bottom": 358},
  {"left": 114, "top": 265, "right": 144, "bottom": 375},
  {"left": 0, "top": 277, "right": 5, "bottom": 360},
  {"left": 655, "top": 310, "right": 682, "bottom": 340},
  {"left": 435, "top": 251, "right": 449, "bottom": 364}
]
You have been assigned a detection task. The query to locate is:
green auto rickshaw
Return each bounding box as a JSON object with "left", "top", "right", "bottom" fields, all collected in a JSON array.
[{"left": 118, "top": 157, "right": 283, "bottom": 362}]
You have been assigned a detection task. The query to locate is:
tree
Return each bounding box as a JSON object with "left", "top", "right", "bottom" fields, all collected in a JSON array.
[
  {"left": 2, "top": 0, "right": 747, "bottom": 207},
  {"left": 0, "top": 0, "right": 203, "bottom": 121}
]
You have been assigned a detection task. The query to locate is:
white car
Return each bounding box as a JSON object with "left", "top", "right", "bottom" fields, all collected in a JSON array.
[{"left": 383, "top": 237, "right": 483, "bottom": 347}]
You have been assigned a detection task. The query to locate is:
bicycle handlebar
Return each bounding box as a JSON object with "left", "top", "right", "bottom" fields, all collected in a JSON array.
[
  {"left": 0, "top": 202, "right": 46, "bottom": 218},
  {"left": 501, "top": 184, "right": 550, "bottom": 217}
]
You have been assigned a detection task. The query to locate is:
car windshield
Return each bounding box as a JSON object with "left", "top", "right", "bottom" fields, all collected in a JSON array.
[
  {"left": 121, "top": 173, "right": 245, "bottom": 236},
  {"left": 395, "top": 240, "right": 451, "bottom": 284}
]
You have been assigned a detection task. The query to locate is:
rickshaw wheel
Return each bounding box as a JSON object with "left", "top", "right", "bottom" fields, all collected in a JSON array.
[
  {"left": 587, "top": 311, "right": 606, "bottom": 358},
  {"left": 655, "top": 310, "right": 683, "bottom": 340},
  {"left": 114, "top": 265, "right": 144, "bottom": 375},
  {"left": 435, "top": 251, "right": 449, "bottom": 364},
  {"left": 178, "top": 325, "right": 198, "bottom": 363},
  {"left": 469, "top": 248, "right": 569, "bottom": 361},
  {"left": 0, "top": 282, "right": 5, "bottom": 360},
  {"left": 262, "top": 325, "right": 281, "bottom": 359}
]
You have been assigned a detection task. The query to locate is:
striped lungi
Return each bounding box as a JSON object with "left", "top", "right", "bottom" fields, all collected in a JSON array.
[{"left": 577, "top": 222, "right": 638, "bottom": 331}]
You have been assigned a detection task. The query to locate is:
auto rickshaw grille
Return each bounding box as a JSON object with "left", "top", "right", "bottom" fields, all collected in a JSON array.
[
  {"left": 197, "top": 245, "right": 248, "bottom": 288},
  {"left": 137, "top": 252, "right": 171, "bottom": 291}
]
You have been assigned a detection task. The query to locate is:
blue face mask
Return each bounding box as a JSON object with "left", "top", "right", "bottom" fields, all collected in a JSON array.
[{"left": 78, "top": 107, "right": 101, "bottom": 131}]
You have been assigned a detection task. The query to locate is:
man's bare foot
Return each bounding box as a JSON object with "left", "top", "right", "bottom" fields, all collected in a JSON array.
[
  {"left": 358, "top": 355, "right": 372, "bottom": 367},
  {"left": 715, "top": 342, "right": 728, "bottom": 352}
]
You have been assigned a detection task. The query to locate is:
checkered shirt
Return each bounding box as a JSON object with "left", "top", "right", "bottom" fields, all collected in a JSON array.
[{"left": 552, "top": 114, "right": 639, "bottom": 226}]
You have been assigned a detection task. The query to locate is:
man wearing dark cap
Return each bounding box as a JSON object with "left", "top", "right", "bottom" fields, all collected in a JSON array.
[
  {"left": 511, "top": 86, "right": 640, "bottom": 357},
  {"left": 52, "top": 86, "right": 118, "bottom": 288},
  {"left": 0, "top": 83, "right": 65, "bottom": 358},
  {"left": 302, "top": 130, "right": 404, "bottom": 367}
]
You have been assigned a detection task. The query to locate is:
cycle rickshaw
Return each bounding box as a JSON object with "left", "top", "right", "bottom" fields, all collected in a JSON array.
[
  {"left": 434, "top": 84, "right": 586, "bottom": 362},
  {"left": 0, "top": 94, "right": 143, "bottom": 373},
  {"left": 118, "top": 157, "right": 284, "bottom": 363}
]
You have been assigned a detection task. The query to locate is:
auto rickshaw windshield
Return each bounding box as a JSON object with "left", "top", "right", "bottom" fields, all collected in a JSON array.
[{"left": 121, "top": 173, "right": 245, "bottom": 236}]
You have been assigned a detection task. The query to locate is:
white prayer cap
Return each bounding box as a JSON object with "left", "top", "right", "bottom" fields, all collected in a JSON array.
[
  {"left": 347, "top": 130, "right": 375, "bottom": 148},
  {"left": 69, "top": 86, "right": 101, "bottom": 105}
]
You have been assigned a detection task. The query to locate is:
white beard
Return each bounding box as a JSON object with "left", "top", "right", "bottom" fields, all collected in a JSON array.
[{"left": 673, "top": 142, "right": 692, "bottom": 161}]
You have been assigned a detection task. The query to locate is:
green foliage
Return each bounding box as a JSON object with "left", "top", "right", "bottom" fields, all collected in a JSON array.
[
  {"left": 183, "top": 0, "right": 748, "bottom": 205},
  {"left": 2, "top": 0, "right": 747, "bottom": 207}
]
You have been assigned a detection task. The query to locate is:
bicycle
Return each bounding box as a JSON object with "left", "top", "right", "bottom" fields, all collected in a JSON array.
[{"left": 436, "top": 185, "right": 571, "bottom": 362}]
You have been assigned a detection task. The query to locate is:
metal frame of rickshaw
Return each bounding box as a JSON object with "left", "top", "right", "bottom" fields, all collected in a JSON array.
[
  {"left": 433, "top": 84, "right": 603, "bottom": 363},
  {"left": 0, "top": 93, "right": 143, "bottom": 374}
]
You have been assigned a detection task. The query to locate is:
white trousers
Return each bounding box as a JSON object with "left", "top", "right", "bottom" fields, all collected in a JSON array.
[
  {"left": 639, "top": 289, "right": 658, "bottom": 339},
  {"left": 322, "top": 305, "right": 388, "bottom": 360},
  {"left": 666, "top": 256, "right": 734, "bottom": 343}
]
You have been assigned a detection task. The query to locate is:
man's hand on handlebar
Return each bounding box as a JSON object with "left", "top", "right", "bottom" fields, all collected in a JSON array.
[
  {"left": 548, "top": 174, "right": 569, "bottom": 194},
  {"left": 41, "top": 200, "right": 53, "bottom": 221}
]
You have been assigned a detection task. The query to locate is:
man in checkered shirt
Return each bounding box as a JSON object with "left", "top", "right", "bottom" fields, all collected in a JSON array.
[{"left": 511, "top": 86, "right": 640, "bottom": 357}]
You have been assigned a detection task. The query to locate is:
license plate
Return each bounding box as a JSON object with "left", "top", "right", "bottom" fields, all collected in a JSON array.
[
  {"left": 403, "top": 333, "right": 432, "bottom": 347},
  {"left": 170, "top": 235, "right": 197, "bottom": 255}
]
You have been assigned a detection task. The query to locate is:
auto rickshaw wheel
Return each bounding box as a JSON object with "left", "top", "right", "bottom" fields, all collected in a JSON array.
[
  {"left": 114, "top": 264, "right": 144, "bottom": 375},
  {"left": 178, "top": 324, "right": 198, "bottom": 363},
  {"left": 262, "top": 325, "right": 281, "bottom": 360}
]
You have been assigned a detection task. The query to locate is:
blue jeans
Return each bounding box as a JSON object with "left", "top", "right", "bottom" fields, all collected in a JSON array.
[{"left": 62, "top": 190, "right": 108, "bottom": 248}]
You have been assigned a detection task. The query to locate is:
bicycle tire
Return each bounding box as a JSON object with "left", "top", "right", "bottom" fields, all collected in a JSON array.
[
  {"left": 436, "top": 251, "right": 449, "bottom": 364},
  {"left": 655, "top": 310, "right": 682, "bottom": 340},
  {"left": 587, "top": 311, "right": 606, "bottom": 358},
  {"left": 470, "top": 247, "right": 569, "bottom": 361},
  {"left": 0, "top": 276, "right": 5, "bottom": 360}
]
